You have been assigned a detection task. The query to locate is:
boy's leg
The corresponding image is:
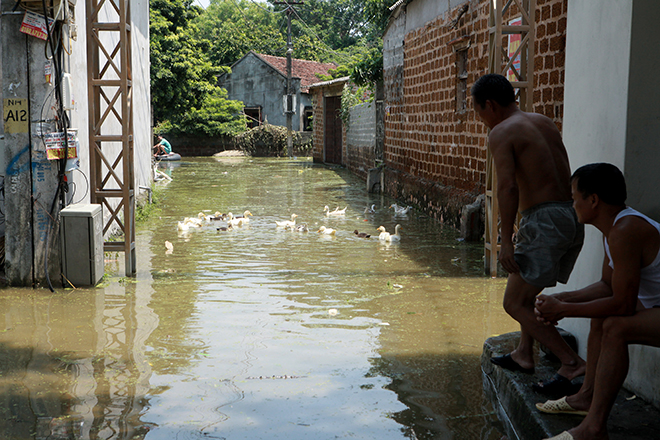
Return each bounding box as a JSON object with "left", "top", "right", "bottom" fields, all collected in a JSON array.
[
  {"left": 568, "top": 309, "right": 660, "bottom": 439},
  {"left": 564, "top": 317, "right": 603, "bottom": 411},
  {"left": 503, "top": 273, "right": 585, "bottom": 378}
]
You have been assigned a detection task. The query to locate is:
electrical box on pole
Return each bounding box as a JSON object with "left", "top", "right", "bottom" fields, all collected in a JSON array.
[{"left": 274, "top": 1, "right": 303, "bottom": 158}]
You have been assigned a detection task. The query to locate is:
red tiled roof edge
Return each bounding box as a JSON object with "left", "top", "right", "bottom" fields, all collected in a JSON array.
[{"left": 255, "top": 53, "right": 337, "bottom": 92}]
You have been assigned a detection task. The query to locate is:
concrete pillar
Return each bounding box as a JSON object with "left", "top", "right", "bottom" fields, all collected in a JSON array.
[{"left": 2, "top": 3, "right": 61, "bottom": 286}]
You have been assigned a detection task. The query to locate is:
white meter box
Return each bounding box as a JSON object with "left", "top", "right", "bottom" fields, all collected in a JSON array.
[{"left": 60, "top": 204, "right": 104, "bottom": 287}]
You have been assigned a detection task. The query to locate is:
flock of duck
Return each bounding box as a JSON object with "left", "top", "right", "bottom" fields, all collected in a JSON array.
[{"left": 174, "top": 203, "right": 413, "bottom": 243}]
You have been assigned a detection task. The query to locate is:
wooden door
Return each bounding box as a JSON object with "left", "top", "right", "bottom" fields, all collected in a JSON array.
[{"left": 324, "top": 96, "right": 342, "bottom": 164}]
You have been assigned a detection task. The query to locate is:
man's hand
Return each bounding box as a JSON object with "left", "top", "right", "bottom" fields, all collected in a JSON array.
[
  {"left": 498, "top": 241, "right": 520, "bottom": 274},
  {"left": 535, "top": 294, "right": 564, "bottom": 325}
]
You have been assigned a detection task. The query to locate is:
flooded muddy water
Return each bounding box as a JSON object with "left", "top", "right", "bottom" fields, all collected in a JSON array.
[{"left": 0, "top": 157, "right": 517, "bottom": 439}]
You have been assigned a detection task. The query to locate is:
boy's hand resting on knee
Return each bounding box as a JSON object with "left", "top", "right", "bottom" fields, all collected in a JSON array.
[{"left": 535, "top": 294, "right": 563, "bottom": 325}]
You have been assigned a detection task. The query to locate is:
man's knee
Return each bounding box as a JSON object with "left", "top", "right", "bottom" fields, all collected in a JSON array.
[
  {"left": 503, "top": 293, "right": 524, "bottom": 317},
  {"left": 602, "top": 316, "right": 630, "bottom": 342},
  {"left": 590, "top": 317, "right": 604, "bottom": 333}
]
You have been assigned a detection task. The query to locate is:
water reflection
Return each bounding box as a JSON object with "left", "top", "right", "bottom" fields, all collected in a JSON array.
[
  {"left": 0, "top": 157, "right": 517, "bottom": 439},
  {"left": 0, "top": 275, "right": 157, "bottom": 439}
]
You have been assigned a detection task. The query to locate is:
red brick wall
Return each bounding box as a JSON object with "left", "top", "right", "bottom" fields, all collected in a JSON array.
[
  {"left": 310, "top": 84, "right": 347, "bottom": 163},
  {"left": 383, "top": 0, "right": 568, "bottom": 227},
  {"left": 534, "top": 0, "right": 568, "bottom": 131},
  {"left": 310, "top": 88, "right": 325, "bottom": 162}
]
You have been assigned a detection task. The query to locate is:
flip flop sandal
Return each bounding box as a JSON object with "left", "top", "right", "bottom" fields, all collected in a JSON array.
[
  {"left": 490, "top": 353, "right": 535, "bottom": 374},
  {"left": 543, "top": 431, "right": 575, "bottom": 440},
  {"left": 532, "top": 373, "right": 579, "bottom": 396},
  {"left": 536, "top": 396, "right": 588, "bottom": 416}
]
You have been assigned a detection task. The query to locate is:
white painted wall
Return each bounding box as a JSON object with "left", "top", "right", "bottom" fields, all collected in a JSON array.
[
  {"left": 553, "top": 0, "right": 660, "bottom": 408},
  {"left": 68, "top": 0, "right": 152, "bottom": 209}
]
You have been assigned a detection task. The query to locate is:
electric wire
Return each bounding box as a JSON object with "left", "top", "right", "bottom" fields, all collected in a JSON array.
[
  {"left": 71, "top": 168, "right": 90, "bottom": 205},
  {"left": 288, "top": 6, "right": 353, "bottom": 63},
  {"left": 41, "top": 0, "right": 71, "bottom": 292}
]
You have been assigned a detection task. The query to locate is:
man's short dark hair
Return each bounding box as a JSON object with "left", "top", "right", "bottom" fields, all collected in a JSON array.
[
  {"left": 471, "top": 73, "right": 516, "bottom": 107},
  {"left": 571, "top": 163, "right": 627, "bottom": 206}
]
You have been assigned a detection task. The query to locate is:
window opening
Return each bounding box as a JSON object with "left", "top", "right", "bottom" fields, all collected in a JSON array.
[
  {"left": 456, "top": 48, "right": 468, "bottom": 113},
  {"left": 244, "top": 107, "right": 262, "bottom": 129}
]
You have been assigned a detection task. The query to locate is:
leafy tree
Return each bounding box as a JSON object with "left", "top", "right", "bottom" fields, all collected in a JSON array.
[
  {"left": 151, "top": 0, "right": 246, "bottom": 136},
  {"left": 195, "top": 0, "right": 286, "bottom": 67},
  {"left": 350, "top": 46, "right": 383, "bottom": 87}
]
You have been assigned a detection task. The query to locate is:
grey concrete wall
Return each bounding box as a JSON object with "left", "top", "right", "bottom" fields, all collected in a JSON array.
[
  {"left": 219, "top": 53, "right": 310, "bottom": 131},
  {"left": 553, "top": 0, "right": 660, "bottom": 408},
  {"left": 1, "top": 0, "right": 152, "bottom": 285},
  {"left": 347, "top": 102, "right": 377, "bottom": 148},
  {"left": 404, "top": 0, "right": 462, "bottom": 32}
]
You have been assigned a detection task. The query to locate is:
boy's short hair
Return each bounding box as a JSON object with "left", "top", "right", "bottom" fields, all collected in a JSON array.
[
  {"left": 571, "top": 163, "right": 627, "bottom": 205},
  {"left": 471, "top": 73, "right": 516, "bottom": 108}
]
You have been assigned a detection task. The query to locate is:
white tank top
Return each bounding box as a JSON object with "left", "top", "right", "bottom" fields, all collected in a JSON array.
[{"left": 604, "top": 207, "right": 660, "bottom": 308}]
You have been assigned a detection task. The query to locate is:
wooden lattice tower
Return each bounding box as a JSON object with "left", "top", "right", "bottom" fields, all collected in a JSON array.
[
  {"left": 86, "top": 0, "right": 136, "bottom": 276},
  {"left": 484, "top": 0, "right": 536, "bottom": 276}
]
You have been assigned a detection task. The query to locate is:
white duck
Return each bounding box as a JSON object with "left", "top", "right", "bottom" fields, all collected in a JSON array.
[
  {"left": 377, "top": 225, "right": 390, "bottom": 241},
  {"left": 226, "top": 212, "right": 244, "bottom": 228},
  {"left": 390, "top": 204, "right": 412, "bottom": 216},
  {"left": 377, "top": 225, "right": 402, "bottom": 242},
  {"left": 234, "top": 210, "right": 253, "bottom": 224},
  {"left": 184, "top": 217, "right": 203, "bottom": 227},
  {"left": 276, "top": 213, "right": 298, "bottom": 228},
  {"left": 324, "top": 205, "right": 347, "bottom": 216},
  {"left": 388, "top": 224, "right": 402, "bottom": 242},
  {"left": 317, "top": 226, "right": 336, "bottom": 235},
  {"left": 177, "top": 221, "right": 190, "bottom": 232}
]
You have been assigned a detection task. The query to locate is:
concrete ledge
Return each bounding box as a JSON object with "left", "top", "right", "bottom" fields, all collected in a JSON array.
[{"left": 483, "top": 332, "right": 660, "bottom": 440}]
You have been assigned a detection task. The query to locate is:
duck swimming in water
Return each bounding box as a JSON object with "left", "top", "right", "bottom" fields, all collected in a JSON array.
[
  {"left": 276, "top": 213, "right": 298, "bottom": 228},
  {"left": 377, "top": 225, "right": 401, "bottom": 242},
  {"left": 324, "top": 206, "right": 347, "bottom": 216},
  {"left": 294, "top": 223, "right": 309, "bottom": 232},
  {"left": 390, "top": 204, "right": 412, "bottom": 216}
]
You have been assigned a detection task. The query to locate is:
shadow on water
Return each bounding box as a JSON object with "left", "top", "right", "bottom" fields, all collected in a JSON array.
[{"left": 0, "top": 157, "right": 517, "bottom": 439}]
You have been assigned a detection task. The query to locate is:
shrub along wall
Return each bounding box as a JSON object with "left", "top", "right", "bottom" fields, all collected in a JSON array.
[{"left": 160, "top": 130, "right": 312, "bottom": 158}]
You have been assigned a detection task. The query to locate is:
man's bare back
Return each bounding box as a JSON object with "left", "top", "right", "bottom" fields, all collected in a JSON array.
[
  {"left": 472, "top": 73, "right": 585, "bottom": 385},
  {"left": 489, "top": 109, "right": 572, "bottom": 212}
]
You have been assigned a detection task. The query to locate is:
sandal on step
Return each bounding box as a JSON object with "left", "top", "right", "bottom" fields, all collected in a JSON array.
[
  {"left": 536, "top": 396, "right": 588, "bottom": 416},
  {"left": 532, "top": 373, "right": 579, "bottom": 397},
  {"left": 490, "top": 353, "right": 534, "bottom": 374}
]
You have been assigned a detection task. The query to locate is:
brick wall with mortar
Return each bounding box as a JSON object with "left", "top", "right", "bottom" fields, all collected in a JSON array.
[
  {"left": 382, "top": 0, "right": 568, "bottom": 228},
  {"left": 309, "top": 80, "right": 347, "bottom": 163}
]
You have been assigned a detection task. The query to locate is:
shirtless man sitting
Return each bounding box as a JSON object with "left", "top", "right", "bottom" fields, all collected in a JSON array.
[
  {"left": 535, "top": 163, "right": 660, "bottom": 440},
  {"left": 471, "top": 74, "right": 585, "bottom": 391}
]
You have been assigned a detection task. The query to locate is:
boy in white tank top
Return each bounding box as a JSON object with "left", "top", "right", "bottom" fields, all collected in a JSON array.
[{"left": 534, "top": 163, "right": 660, "bottom": 440}]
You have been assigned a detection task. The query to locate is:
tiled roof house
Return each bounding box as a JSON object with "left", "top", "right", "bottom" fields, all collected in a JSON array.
[{"left": 218, "top": 51, "right": 337, "bottom": 130}]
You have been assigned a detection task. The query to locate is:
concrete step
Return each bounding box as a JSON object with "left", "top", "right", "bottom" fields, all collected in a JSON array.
[{"left": 483, "top": 332, "right": 660, "bottom": 440}]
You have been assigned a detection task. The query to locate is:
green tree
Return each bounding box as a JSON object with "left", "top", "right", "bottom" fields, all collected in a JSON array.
[
  {"left": 151, "top": 0, "right": 246, "bottom": 136},
  {"left": 195, "top": 0, "right": 286, "bottom": 67}
]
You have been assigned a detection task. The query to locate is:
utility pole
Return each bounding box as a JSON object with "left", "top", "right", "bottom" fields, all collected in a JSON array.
[{"left": 274, "top": 1, "right": 303, "bottom": 158}]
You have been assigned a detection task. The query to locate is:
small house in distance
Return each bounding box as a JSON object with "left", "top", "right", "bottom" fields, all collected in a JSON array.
[{"left": 218, "top": 51, "right": 336, "bottom": 132}]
